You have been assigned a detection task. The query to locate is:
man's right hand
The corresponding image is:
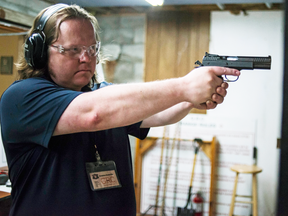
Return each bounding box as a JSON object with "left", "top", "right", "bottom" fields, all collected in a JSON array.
[{"left": 181, "top": 66, "right": 240, "bottom": 109}]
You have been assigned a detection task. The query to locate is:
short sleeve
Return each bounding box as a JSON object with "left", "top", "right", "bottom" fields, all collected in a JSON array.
[{"left": 0, "top": 78, "right": 82, "bottom": 147}]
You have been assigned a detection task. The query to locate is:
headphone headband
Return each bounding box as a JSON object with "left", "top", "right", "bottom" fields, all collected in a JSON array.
[
  {"left": 36, "top": 3, "right": 69, "bottom": 32},
  {"left": 25, "top": 3, "right": 69, "bottom": 69}
]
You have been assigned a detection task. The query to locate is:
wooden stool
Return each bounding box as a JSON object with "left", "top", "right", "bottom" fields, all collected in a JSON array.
[{"left": 229, "top": 164, "right": 262, "bottom": 216}]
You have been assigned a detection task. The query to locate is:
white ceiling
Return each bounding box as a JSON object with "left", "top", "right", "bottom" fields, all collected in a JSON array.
[{"left": 50, "top": 0, "right": 283, "bottom": 7}]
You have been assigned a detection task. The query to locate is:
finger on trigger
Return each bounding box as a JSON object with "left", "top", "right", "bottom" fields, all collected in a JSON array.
[{"left": 213, "top": 67, "right": 240, "bottom": 77}]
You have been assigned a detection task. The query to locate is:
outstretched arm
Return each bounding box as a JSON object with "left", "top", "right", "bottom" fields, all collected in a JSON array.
[{"left": 53, "top": 66, "right": 239, "bottom": 136}]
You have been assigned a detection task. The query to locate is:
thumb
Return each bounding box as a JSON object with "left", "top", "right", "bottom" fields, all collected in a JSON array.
[{"left": 194, "top": 103, "right": 208, "bottom": 110}]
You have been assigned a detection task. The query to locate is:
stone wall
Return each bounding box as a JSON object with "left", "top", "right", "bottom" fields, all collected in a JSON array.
[{"left": 96, "top": 14, "right": 146, "bottom": 84}]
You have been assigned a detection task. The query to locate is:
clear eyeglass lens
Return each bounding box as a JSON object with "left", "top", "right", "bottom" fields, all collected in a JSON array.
[{"left": 52, "top": 42, "right": 100, "bottom": 58}]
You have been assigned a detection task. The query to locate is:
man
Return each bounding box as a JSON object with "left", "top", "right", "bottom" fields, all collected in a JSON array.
[{"left": 0, "top": 4, "right": 240, "bottom": 216}]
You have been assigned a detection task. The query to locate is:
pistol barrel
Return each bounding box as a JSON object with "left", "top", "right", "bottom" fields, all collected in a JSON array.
[{"left": 250, "top": 56, "right": 271, "bottom": 69}]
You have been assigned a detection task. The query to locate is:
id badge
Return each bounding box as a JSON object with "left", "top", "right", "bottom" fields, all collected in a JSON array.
[{"left": 86, "top": 160, "right": 122, "bottom": 191}]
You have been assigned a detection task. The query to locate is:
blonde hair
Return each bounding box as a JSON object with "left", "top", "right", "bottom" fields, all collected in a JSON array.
[{"left": 16, "top": 4, "right": 101, "bottom": 85}]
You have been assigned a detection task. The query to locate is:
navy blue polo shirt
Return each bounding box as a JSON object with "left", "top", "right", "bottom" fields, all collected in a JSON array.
[{"left": 0, "top": 77, "right": 149, "bottom": 216}]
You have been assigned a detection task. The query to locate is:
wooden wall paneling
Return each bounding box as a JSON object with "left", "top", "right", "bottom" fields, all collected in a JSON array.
[
  {"left": 188, "top": 11, "right": 210, "bottom": 69},
  {"left": 145, "top": 11, "right": 210, "bottom": 80},
  {"left": 145, "top": 13, "right": 160, "bottom": 82},
  {"left": 198, "top": 12, "right": 211, "bottom": 61},
  {"left": 189, "top": 12, "right": 201, "bottom": 70},
  {"left": 176, "top": 12, "right": 192, "bottom": 78},
  {"left": 145, "top": 11, "right": 210, "bottom": 115},
  {"left": 158, "top": 12, "right": 178, "bottom": 80}
]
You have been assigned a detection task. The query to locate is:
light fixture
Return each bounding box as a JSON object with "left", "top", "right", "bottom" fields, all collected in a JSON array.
[{"left": 145, "top": 0, "right": 164, "bottom": 6}]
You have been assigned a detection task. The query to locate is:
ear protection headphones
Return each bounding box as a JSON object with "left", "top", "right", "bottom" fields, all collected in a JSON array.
[{"left": 24, "top": 3, "right": 69, "bottom": 69}]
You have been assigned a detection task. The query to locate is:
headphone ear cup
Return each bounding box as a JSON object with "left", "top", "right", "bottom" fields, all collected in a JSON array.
[{"left": 24, "top": 32, "right": 48, "bottom": 69}]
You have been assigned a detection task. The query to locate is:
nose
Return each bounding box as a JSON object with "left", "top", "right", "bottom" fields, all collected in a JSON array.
[{"left": 79, "top": 50, "right": 91, "bottom": 62}]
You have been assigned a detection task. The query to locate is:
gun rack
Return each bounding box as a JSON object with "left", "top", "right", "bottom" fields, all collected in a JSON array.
[{"left": 134, "top": 136, "right": 218, "bottom": 216}]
